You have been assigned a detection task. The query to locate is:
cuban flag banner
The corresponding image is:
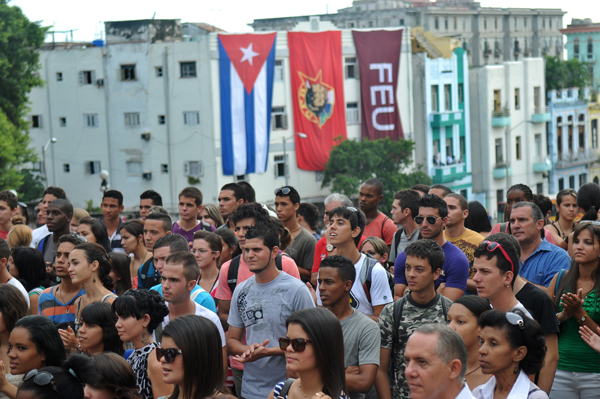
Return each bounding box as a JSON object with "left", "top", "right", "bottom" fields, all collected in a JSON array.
[{"left": 218, "top": 33, "right": 277, "bottom": 176}]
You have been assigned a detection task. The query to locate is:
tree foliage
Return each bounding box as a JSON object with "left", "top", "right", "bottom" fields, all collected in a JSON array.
[
  {"left": 545, "top": 55, "right": 592, "bottom": 92},
  {"left": 0, "top": 0, "right": 48, "bottom": 128},
  {"left": 321, "top": 137, "right": 432, "bottom": 212},
  {"left": 17, "top": 169, "right": 45, "bottom": 202},
  {"left": 0, "top": 110, "right": 37, "bottom": 191}
]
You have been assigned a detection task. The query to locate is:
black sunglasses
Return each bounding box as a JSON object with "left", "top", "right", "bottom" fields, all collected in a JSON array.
[
  {"left": 414, "top": 215, "right": 442, "bottom": 225},
  {"left": 278, "top": 337, "right": 312, "bottom": 352},
  {"left": 506, "top": 312, "right": 525, "bottom": 330},
  {"left": 156, "top": 346, "right": 183, "bottom": 363},
  {"left": 23, "top": 369, "right": 63, "bottom": 399},
  {"left": 274, "top": 187, "right": 291, "bottom": 195}
]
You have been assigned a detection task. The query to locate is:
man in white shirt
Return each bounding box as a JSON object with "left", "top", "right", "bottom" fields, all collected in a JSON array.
[
  {"left": 0, "top": 238, "right": 29, "bottom": 306},
  {"left": 404, "top": 324, "right": 475, "bottom": 399}
]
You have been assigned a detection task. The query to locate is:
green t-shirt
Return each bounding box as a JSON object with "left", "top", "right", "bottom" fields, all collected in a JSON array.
[{"left": 558, "top": 290, "right": 600, "bottom": 372}]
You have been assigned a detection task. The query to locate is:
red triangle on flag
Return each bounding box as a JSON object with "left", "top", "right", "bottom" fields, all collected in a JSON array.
[{"left": 219, "top": 33, "right": 277, "bottom": 94}]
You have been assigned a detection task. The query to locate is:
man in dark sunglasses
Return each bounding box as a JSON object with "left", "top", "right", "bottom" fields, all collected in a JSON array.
[{"left": 394, "top": 195, "right": 469, "bottom": 301}]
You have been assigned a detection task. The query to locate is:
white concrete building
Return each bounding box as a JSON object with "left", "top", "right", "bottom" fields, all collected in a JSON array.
[
  {"left": 26, "top": 20, "right": 415, "bottom": 211},
  {"left": 469, "top": 58, "right": 550, "bottom": 221}
]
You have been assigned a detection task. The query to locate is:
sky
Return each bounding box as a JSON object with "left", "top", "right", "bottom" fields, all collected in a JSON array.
[{"left": 10, "top": 0, "right": 599, "bottom": 42}]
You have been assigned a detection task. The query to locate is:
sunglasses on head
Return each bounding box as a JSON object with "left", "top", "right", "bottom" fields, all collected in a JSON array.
[
  {"left": 156, "top": 346, "right": 183, "bottom": 363},
  {"left": 482, "top": 240, "right": 514, "bottom": 274},
  {"left": 278, "top": 337, "right": 312, "bottom": 352},
  {"left": 274, "top": 187, "right": 291, "bottom": 195},
  {"left": 23, "top": 369, "right": 63, "bottom": 399},
  {"left": 506, "top": 312, "right": 525, "bottom": 330},
  {"left": 414, "top": 215, "right": 442, "bottom": 225}
]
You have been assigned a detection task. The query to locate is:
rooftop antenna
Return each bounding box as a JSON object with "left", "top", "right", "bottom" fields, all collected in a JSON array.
[{"left": 152, "top": 12, "right": 156, "bottom": 20}]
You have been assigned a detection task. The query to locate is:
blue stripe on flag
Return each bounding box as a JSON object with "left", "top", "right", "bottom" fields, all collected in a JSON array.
[
  {"left": 218, "top": 39, "right": 234, "bottom": 175},
  {"left": 245, "top": 88, "right": 256, "bottom": 174},
  {"left": 264, "top": 40, "right": 277, "bottom": 172}
]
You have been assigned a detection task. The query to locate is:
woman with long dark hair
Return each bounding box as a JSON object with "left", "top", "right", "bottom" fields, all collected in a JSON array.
[
  {"left": 548, "top": 189, "right": 578, "bottom": 240},
  {"left": 109, "top": 252, "right": 133, "bottom": 296},
  {"left": 214, "top": 228, "right": 238, "bottom": 267},
  {"left": 548, "top": 221, "right": 600, "bottom": 398},
  {"left": 120, "top": 219, "right": 151, "bottom": 289},
  {"left": 0, "top": 285, "right": 28, "bottom": 399},
  {"left": 113, "top": 289, "right": 171, "bottom": 399},
  {"left": 269, "top": 307, "right": 347, "bottom": 399},
  {"left": 77, "top": 217, "right": 113, "bottom": 254},
  {"left": 158, "top": 315, "right": 225, "bottom": 399},
  {"left": 192, "top": 231, "right": 221, "bottom": 300},
  {"left": 8, "top": 247, "right": 49, "bottom": 315},
  {"left": 465, "top": 201, "right": 492, "bottom": 237},
  {"left": 16, "top": 362, "right": 86, "bottom": 399},
  {"left": 78, "top": 302, "right": 123, "bottom": 356}
]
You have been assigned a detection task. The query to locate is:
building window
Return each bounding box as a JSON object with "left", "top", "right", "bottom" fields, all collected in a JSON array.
[
  {"left": 496, "top": 189, "right": 504, "bottom": 207},
  {"left": 180, "top": 62, "right": 197, "bottom": 78},
  {"left": 431, "top": 85, "right": 439, "bottom": 112},
  {"left": 271, "top": 107, "right": 288, "bottom": 130},
  {"left": 579, "top": 114, "right": 586, "bottom": 148},
  {"left": 84, "top": 114, "right": 99, "bottom": 128},
  {"left": 495, "top": 138, "right": 504, "bottom": 164},
  {"left": 524, "top": 17, "right": 527, "bottom": 28},
  {"left": 158, "top": 115, "right": 166, "bottom": 125},
  {"left": 124, "top": 113, "right": 140, "bottom": 127},
  {"left": 275, "top": 60, "right": 284, "bottom": 82},
  {"left": 516, "top": 136, "right": 522, "bottom": 160},
  {"left": 569, "top": 175, "right": 575, "bottom": 189},
  {"left": 121, "top": 64, "right": 136, "bottom": 81},
  {"left": 453, "top": 17, "right": 457, "bottom": 30},
  {"left": 568, "top": 115, "right": 574, "bottom": 151},
  {"left": 274, "top": 155, "right": 287, "bottom": 178},
  {"left": 56, "top": 72, "right": 63, "bottom": 82},
  {"left": 592, "top": 119, "right": 598, "bottom": 148},
  {"left": 558, "top": 177, "right": 565, "bottom": 191},
  {"left": 434, "top": 17, "right": 439, "bottom": 30},
  {"left": 557, "top": 116, "right": 563, "bottom": 155},
  {"left": 86, "top": 161, "right": 101, "bottom": 175},
  {"left": 161, "top": 164, "right": 169, "bottom": 173},
  {"left": 493, "top": 90, "right": 501, "bottom": 112},
  {"left": 514, "top": 88, "right": 520, "bottom": 110},
  {"left": 31, "top": 115, "right": 42, "bottom": 128},
  {"left": 346, "top": 103, "right": 360, "bottom": 124},
  {"left": 183, "top": 111, "right": 200, "bottom": 126},
  {"left": 156, "top": 67, "right": 163, "bottom": 77},
  {"left": 63, "top": 164, "right": 70, "bottom": 173},
  {"left": 345, "top": 57, "right": 358, "bottom": 79},
  {"left": 59, "top": 117, "right": 67, "bottom": 127},
  {"left": 126, "top": 161, "right": 143, "bottom": 176},
  {"left": 458, "top": 83, "right": 464, "bottom": 103},
  {"left": 580, "top": 173, "right": 588, "bottom": 187},
  {"left": 589, "top": 38, "right": 594, "bottom": 54},
  {"left": 445, "top": 18, "right": 449, "bottom": 30},
  {"left": 535, "top": 134, "right": 542, "bottom": 159},
  {"left": 534, "top": 87, "right": 541, "bottom": 110},
  {"left": 536, "top": 183, "right": 543, "bottom": 194},
  {"left": 483, "top": 18, "right": 487, "bottom": 30},
  {"left": 347, "top": 22, "right": 355, "bottom": 28},
  {"left": 443, "top": 84, "right": 452, "bottom": 111},
  {"left": 184, "top": 161, "right": 203, "bottom": 177},
  {"left": 79, "top": 70, "right": 95, "bottom": 85},
  {"left": 494, "top": 18, "right": 498, "bottom": 30},
  {"left": 574, "top": 38, "right": 579, "bottom": 55}
]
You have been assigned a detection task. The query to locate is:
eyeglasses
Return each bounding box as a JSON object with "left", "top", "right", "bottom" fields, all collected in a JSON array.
[
  {"left": 482, "top": 240, "right": 514, "bottom": 274},
  {"left": 414, "top": 215, "right": 442, "bottom": 225},
  {"left": 278, "top": 337, "right": 312, "bottom": 352},
  {"left": 506, "top": 312, "right": 525, "bottom": 330},
  {"left": 23, "top": 369, "right": 63, "bottom": 399},
  {"left": 156, "top": 346, "right": 183, "bottom": 363},
  {"left": 274, "top": 187, "right": 291, "bottom": 195}
]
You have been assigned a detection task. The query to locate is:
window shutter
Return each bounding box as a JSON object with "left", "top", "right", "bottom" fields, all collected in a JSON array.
[
  {"left": 282, "top": 114, "right": 288, "bottom": 130},
  {"left": 79, "top": 71, "right": 84, "bottom": 85}
]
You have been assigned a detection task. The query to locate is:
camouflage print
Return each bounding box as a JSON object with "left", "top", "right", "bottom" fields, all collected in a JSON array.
[{"left": 378, "top": 293, "right": 453, "bottom": 399}]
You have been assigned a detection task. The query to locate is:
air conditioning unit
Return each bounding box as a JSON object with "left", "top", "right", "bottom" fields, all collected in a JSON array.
[
  {"left": 141, "top": 132, "right": 151, "bottom": 141},
  {"left": 142, "top": 172, "right": 152, "bottom": 180},
  {"left": 96, "top": 79, "right": 104, "bottom": 87}
]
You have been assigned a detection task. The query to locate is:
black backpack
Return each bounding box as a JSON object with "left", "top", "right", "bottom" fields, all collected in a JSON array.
[
  {"left": 227, "top": 253, "right": 286, "bottom": 294},
  {"left": 359, "top": 254, "right": 395, "bottom": 304}
]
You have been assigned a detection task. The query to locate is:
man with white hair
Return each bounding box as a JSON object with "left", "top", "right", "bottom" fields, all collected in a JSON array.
[{"left": 404, "top": 324, "right": 475, "bottom": 399}]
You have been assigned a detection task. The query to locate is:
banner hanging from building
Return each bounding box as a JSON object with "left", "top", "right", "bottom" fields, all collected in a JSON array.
[
  {"left": 352, "top": 29, "right": 404, "bottom": 140},
  {"left": 288, "top": 31, "right": 347, "bottom": 171},
  {"left": 218, "top": 33, "right": 277, "bottom": 175}
]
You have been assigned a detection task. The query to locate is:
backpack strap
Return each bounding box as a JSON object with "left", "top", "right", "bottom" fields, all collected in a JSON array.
[
  {"left": 201, "top": 221, "right": 213, "bottom": 232},
  {"left": 227, "top": 255, "right": 242, "bottom": 294},
  {"left": 276, "top": 378, "right": 296, "bottom": 399},
  {"left": 275, "top": 253, "right": 283, "bottom": 271},
  {"left": 381, "top": 215, "right": 390, "bottom": 238},
  {"left": 359, "top": 255, "right": 380, "bottom": 304},
  {"left": 393, "top": 227, "right": 404, "bottom": 255},
  {"left": 390, "top": 297, "right": 406, "bottom": 378},
  {"left": 37, "top": 235, "right": 49, "bottom": 253}
]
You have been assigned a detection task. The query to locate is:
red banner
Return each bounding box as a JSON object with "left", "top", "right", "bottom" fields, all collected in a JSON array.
[
  {"left": 288, "top": 31, "right": 347, "bottom": 171},
  {"left": 353, "top": 29, "right": 404, "bottom": 140}
]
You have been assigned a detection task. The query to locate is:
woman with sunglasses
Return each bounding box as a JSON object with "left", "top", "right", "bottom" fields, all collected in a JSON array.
[
  {"left": 474, "top": 309, "right": 547, "bottom": 398},
  {"left": 113, "top": 290, "right": 171, "bottom": 399},
  {"left": 158, "top": 315, "right": 225, "bottom": 399},
  {"left": 192, "top": 231, "right": 221, "bottom": 301},
  {"left": 547, "top": 221, "right": 600, "bottom": 398},
  {"left": 16, "top": 362, "right": 86, "bottom": 399},
  {"left": 269, "top": 307, "right": 346, "bottom": 399},
  {"left": 64, "top": 352, "right": 140, "bottom": 399},
  {"left": 78, "top": 302, "right": 123, "bottom": 356},
  {"left": 0, "top": 316, "right": 66, "bottom": 399},
  {"left": 447, "top": 296, "right": 492, "bottom": 391}
]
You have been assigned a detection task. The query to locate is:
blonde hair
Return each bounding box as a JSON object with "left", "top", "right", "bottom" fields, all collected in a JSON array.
[
  {"left": 7, "top": 224, "right": 32, "bottom": 248},
  {"left": 72, "top": 208, "right": 91, "bottom": 226},
  {"left": 359, "top": 236, "right": 389, "bottom": 257}
]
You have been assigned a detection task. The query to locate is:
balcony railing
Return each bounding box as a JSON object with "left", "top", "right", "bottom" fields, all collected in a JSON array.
[
  {"left": 532, "top": 106, "right": 550, "bottom": 123},
  {"left": 431, "top": 162, "right": 468, "bottom": 184},
  {"left": 492, "top": 109, "right": 511, "bottom": 127},
  {"left": 555, "top": 148, "right": 598, "bottom": 168}
]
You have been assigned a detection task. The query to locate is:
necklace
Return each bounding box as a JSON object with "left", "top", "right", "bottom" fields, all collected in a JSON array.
[
  {"left": 56, "top": 285, "right": 70, "bottom": 313},
  {"left": 466, "top": 365, "right": 481, "bottom": 376},
  {"left": 291, "top": 226, "right": 302, "bottom": 234},
  {"left": 298, "top": 381, "right": 312, "bottom": 398}
]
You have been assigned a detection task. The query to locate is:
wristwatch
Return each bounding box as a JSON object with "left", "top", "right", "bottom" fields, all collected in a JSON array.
[
  {"left": 326, "top": 244, "right": 335, "bottom": 252},
  {"left": 580, "top": 314, "right": 588, "bottom": 323}
]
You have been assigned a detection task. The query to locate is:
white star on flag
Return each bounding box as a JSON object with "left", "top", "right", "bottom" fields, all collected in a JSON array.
[{"left": 240, "top": 43, "right": 259, "bottom": 65}]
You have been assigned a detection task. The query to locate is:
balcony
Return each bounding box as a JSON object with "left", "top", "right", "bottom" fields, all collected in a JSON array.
[
  {"left": 493, "top": 165, "right": 513, "bottom": 179},
  {"left": 555, "top": 148, "right": 598, "bottom": 169},
  {"left": 532, "top": 157, "right": 552, "bottom": 173},
  {"left": 532, "top": 107, "right": 551, "bottom": 123},
  {"left": 492, "top": 110, "right": 511, "bottom": 127},
  {"left": 430, "top": 111, "right": 463, "bottom": 128},
  {"left": 432, "top": 163, "right": 468, "bottom": 184}
]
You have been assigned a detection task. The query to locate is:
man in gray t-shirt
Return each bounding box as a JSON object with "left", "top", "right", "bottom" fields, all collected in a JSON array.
[
  {"left": 285, "top": 227, "right": 317, "bottom": 281},
  {"left": 318, "top": 255, "right": 380, "bottom": 399},
  {"left": 227, "top": 224, "right": 315, "bottom": 399}
]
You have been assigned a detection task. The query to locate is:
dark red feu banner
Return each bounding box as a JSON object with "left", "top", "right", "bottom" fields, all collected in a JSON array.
[
  {"left": 288, "top": 31, "right": 347, "bottom": 171},
  {"left": 352, "top": 29, "right": 404, "bottom": 140}
]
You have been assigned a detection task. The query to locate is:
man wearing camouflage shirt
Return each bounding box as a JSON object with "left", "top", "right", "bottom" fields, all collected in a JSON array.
[{"left": 375, "top": 240, "right": 453, "bottom": 399}]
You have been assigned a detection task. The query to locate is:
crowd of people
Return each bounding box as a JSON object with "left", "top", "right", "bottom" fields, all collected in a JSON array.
[{"left": 0, "top": 179, "right": 599, "bottom": 399}]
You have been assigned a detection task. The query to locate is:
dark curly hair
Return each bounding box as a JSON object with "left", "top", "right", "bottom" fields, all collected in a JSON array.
[
  {"left": 80, "top": 302, "right": 124, "bottom": 355},
  {"left": 73, "top": 242, "right": 114, "bottom": 291},
  {"left": 112, "top": 289, "right": 169, "bottom": 334},
  {"left": 478, "top": 309, "right": 546, "bottom": 375},
  {"left": 230, "top": 203, "right": 271, "bottom": 226}
]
